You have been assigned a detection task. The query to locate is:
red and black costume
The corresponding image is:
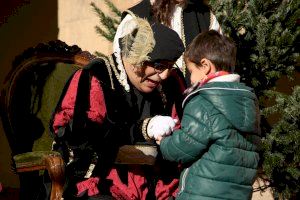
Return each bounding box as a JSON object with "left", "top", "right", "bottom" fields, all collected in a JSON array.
[{"left": 50, "top": 56, "right": 186, "bottom": 199}]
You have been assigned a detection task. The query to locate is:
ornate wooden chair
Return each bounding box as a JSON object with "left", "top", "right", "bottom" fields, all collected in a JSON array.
[
  {"left": 0, "top": 40, "right": 158, "bottom": 200},
  {"left": 0, "top": 40, "right": 95, "bottom": 200}
]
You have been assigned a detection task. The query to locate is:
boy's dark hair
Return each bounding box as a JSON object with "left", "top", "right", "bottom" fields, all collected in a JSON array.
[{"left": 184, "top": 30, "right": 237, "bottom": 72}]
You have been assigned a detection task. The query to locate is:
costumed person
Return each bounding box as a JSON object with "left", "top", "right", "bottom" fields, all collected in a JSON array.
[
  {"left": 49, "top": 16, "right": 186, "bottom": 200},
  {"left": 155, "top": 30, "right": 261, "bottom": 199},
  {"left": 113, "top": 0, "right": 222, "bottom": 86}
]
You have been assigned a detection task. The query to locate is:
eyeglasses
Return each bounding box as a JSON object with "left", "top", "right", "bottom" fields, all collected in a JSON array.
[{"left": 150, "top": 62, "right": 177, "bottom": 73}]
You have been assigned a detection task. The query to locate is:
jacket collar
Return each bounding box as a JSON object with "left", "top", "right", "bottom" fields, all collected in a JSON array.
[
  {"left": 207, "top": 74, "right": 240, "bottom": 83},
  {"left": 182, "top": 74, "right": 242, "bottom": 107}
]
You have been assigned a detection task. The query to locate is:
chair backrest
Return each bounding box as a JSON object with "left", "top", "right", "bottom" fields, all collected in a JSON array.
[{"left": 0, "top": 40, "right": 96, "bottom": 156}]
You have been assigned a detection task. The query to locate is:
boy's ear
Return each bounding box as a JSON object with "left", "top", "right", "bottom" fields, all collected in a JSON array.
[{"left": 200, "top": 58, "right": 215, "bottom": 74}]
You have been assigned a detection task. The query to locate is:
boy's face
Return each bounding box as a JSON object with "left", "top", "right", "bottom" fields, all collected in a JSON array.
[{"left": 186, "top": 59, "right": 208, "bottom": 85}]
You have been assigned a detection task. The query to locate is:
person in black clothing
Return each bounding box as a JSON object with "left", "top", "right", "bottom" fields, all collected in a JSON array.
[
  {"left": 113, "top": 0, "right": 222, "bottom": 86},
  {"left": 49, "top": 16, "right": 186, "bottom": 199}
]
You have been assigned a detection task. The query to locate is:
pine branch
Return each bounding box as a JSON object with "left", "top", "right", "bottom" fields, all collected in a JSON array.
[
  {"left": 91, "top": 1, "right": 121, "bottom": 42},
  {"left": 103, "top": 0, "right": 122, "bottom": 17},
  {"left": 261, "top": 86, "right": 300, "bottom": 198},
  {"left": 95, "top": 26, "right": 115, "bottom": 42}
]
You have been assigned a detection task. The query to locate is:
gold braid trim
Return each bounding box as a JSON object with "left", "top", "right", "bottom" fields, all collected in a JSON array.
[
  {"left": 99, "top": 55, "right": 115, "bottom": 90},
  {"left": 180, "top": 9, "right": 187, "bottom": 76},
  {"left": 142, "top": 117, "right": 152, "bottom": 141},
  {"left": 209, "top": 11, "right": 214, "bottom": 30},
  {"left": 157, "top": 84, "right": 167, "bottom": 109},
  {"left": 99, "top": 55, "right": 131, "bottom": 91}
]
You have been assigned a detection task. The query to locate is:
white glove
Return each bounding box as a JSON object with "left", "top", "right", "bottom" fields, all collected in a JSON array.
[{"left": 147, "top": 115, "right": 178, "bottom": 140}]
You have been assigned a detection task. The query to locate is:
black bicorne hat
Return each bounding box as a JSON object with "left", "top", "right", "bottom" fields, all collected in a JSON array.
[
  {"left": 119, "top": 17, "right": 185, "bottom": 65},
  {"left": 148, "top": 22, "right": 185, "bottom": 63}
]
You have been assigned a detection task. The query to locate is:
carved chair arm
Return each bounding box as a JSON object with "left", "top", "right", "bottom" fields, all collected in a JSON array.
[{"left": 13, "top": 151, "right": 65, "bottom": 200}]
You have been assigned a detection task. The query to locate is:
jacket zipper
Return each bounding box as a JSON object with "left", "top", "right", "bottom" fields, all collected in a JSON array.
[{"left": 178, "top": 167, "right": 190, "bottom": 196}]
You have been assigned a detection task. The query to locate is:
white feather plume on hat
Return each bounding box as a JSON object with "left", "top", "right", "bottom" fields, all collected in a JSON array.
[
  {"left": 111, "top": 14, "right": 157, "bottom": 92},
  {"left": 120, "top": 17, "right": 155, "bottom": 66},
  {"left": 112, "top": 14, "right": 156, "bottom": 92}
]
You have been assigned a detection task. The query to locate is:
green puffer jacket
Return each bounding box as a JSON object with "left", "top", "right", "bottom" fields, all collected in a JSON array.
[{"left": 160, "top": 81, "right": 261, "bottom": 200}]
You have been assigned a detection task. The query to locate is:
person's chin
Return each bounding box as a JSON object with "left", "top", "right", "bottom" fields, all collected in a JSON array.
[
  {"left": 140, "top": 86, "right": 155, "bottom": 93},
  {"left": 138, "top": 79, "right": 159, "bottom": 93}
]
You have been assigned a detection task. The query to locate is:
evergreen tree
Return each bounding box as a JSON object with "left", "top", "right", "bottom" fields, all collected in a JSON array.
[
  {"left": 262, "top": 86, "right": 300, "bottom": 199},
  {"left": 209, "top": 0, "right": 299, "bottom": 96},
  {"left": 209, "top": 0, "right": 300, "bottom": 198},
  {"left": 90, "top": 0, "right": 121, "bottom": 57}
]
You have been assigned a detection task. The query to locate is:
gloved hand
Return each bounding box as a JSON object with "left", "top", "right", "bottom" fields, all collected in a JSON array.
[{"left": 147, "top": 115, "right": 178, "bottom": 140}]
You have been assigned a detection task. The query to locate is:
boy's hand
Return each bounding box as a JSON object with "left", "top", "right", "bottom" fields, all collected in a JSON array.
[{"left": 147, "top": 115, "right": 177, "bottom": 140}]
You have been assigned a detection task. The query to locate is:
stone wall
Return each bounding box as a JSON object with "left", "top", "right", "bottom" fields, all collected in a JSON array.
[
  {"left": 58, "top": 0, "right": 140, "bottom": 55},
  {"left": 0, "top": 0, "right": 58, "bottom": 188}
]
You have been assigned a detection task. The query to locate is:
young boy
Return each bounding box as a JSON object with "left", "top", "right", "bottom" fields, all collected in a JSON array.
[{"left": 155, "top": 30, "right": 261, "bottom": 200}]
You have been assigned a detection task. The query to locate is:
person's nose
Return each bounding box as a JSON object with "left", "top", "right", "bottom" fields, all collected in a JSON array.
[{"left": 158, "top": 69, "right": 170, "bottom": 80}]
